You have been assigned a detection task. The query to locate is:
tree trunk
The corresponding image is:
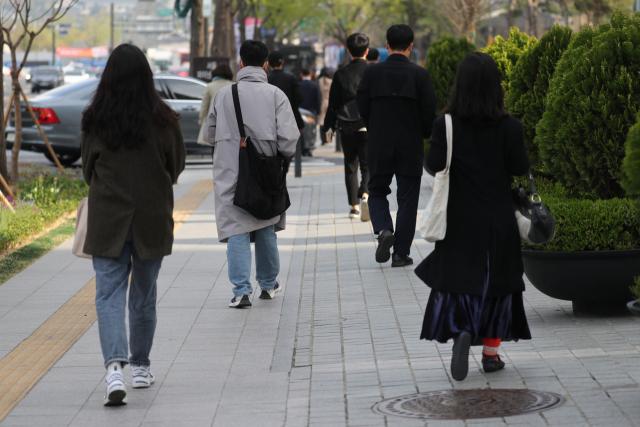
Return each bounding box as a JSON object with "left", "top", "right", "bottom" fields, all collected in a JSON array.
[
  {"left": 0, "top": 30, "right": 8, "bottom": 183},
  {"left": 527, "top": 0, "right": 538, "bottom": 37},
  {"left": 238, "top": 0, "right": 246, "bottom": 42},
  {"left": 189, "top": 0, "right": 204, "bottom": 77},
  {"left": 507, "top": 0, "right": 517, "bottom": 28},
  {"left": 212, "top": 0, "right": 237, "bottom": 72},
  {"left": 10, "top": 77, "right": 21, "bottom": 182}
]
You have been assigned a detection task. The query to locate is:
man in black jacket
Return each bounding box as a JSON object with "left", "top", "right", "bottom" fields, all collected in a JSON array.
[
  {"left": 324, "top": 33, "right": 370, "bottom": 221},
  {"left": 356, "top": 24, "right": 437, "bottom": 267},
  {"left": 299, "top": 68, "right": 321, "bottom": 115},
  {"left": 267, "top": 51, "right": 305, "bottom": 131}
]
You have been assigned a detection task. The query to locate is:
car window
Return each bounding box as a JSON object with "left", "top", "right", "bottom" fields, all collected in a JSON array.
[
  {"left": 163, "top": 78, "right": 204, "bottom": 100},
  {"left": 66, "top": 70, "right": 84, "bottom": 76},
  {"left": 34, "top": 79, "right": 98, "bottom": 99},
  {"left": 154, "top": 79, "right": 169, "bottom": 99}
]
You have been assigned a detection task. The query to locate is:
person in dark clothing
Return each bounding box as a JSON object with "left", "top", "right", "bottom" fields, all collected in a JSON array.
[
  {"left": 366, "top": 47, "right": 380, "bottom": 64},
  {"left": 324, "top": 33, "right": 371, "bottom": 221},
  {"left": 415, "top": 51, "right": 532, "bottom": 382},
  {"left": 356, "top": 24, "right": 437, "bottom": 267},
  {"left": 299, "top": 68, "right": 321, "bottom": 115},
  {"left": 267, "top": 51, "right": 305, "bottom": 131}
]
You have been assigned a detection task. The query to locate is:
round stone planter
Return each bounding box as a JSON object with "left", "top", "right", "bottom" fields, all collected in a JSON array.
[
  {"left": 522, "top": 249, "right": 640, "bottom": 316},
  {"left": 627, "top": 300, "right": 640, "bottom": 316}
]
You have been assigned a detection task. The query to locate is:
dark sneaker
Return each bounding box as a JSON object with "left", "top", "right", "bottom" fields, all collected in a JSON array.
[
  {"left": 391, "top": 253, "right": 413, "bottom": 267},
  {"left": 360, "top": 198, "right": 370, "bottom": 222},
  {"left": 260, "top": 281, "right": 281, "bottom": 299},
  {"left": 375, "top": 230, "right": 395, "bottom": 263},
  {"left": 229, "top": 295, "right": 252, "bottom": 308},
  {"left": 451, "top": 331, "right": 472, "bottom": 381},
  {"left": 349, "top": 209, "right": 360, "bottom": 219},
  {"left": 482, "top": 355, "right": 506, "bottom": 373}
]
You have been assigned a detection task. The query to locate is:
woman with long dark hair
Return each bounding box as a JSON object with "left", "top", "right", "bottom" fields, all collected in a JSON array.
[
  {"left": 81, "top": 44, "right": 186, "bottom": 405},
  {"left": 415, "top": 52, "right": 531, "bottom": 381}
]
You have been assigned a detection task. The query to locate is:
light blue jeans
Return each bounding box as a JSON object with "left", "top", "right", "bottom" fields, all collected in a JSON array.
[
  {"left": 227, "top": 225, "right": 279, "bottom": 296},
  {"left": 93, "top": 230, "right": 163, "bottom": 367}
]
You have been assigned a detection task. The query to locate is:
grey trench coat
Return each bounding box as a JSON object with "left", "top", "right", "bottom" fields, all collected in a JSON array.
[{"left": 204, "top": 66, "right": 299, "bottom": 242}]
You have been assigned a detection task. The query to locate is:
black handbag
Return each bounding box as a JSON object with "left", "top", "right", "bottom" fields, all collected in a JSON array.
[
  {"left": 336, "top": 98, "right": 365, "bottom": 136},
  {"left": 512, "top": 170, "right": 556, "bottom": 245},
  {"left": 231, "top": 84, "right": 290, "bottom": 220}
]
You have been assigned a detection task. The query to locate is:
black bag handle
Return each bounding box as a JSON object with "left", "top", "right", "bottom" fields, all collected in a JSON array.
[{"left": 231, "top": 84, "right": 246, "bottom": 146}]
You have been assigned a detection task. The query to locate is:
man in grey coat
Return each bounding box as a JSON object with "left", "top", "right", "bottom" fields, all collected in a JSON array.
[{"left": 204, "top": 40, "right": 299, "bottom": 309}]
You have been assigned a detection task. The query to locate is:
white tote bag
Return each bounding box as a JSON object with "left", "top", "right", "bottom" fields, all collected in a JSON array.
[
  {"left": 420, "top": 114, "right": 453, "bottom": 242},
  {"left": 72, "top": 198, "right": 92, "bottom": 259}
]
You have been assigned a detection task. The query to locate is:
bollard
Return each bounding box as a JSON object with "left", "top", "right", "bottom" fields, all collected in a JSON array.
[{"left": 295, "top": 135, "right": 302, "bottom": 178}]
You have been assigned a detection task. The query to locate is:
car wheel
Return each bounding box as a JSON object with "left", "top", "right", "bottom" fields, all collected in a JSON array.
[{"left": 44, "top": 151, "right": 81, "bottom": 166}]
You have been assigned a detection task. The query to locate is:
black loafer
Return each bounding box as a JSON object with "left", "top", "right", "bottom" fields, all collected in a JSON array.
[
  {"left": 482, "top": 355, "right": 506, "bottom": 373},
  {"left": 391, "top": 253, "right": 413, "bottom": 267},
  {"left": 375, "top": 230, "right": 395, "bottom": 263},
  {"left": 451, "top": 331, "right": 471, "bottom": 381}
]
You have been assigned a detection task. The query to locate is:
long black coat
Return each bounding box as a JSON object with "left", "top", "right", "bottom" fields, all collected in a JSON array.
[
  {"left": 267, "top": 70, "right": 305, "bottom": 130},
  {"left": 356, "top": 54, "right": 437, "bottom": 176},
  {"left": 415, "top": 115, "right": 530, "bottom": 297},
  {"left": 82, "top": 120, "right": 186, "bottom": 260}
]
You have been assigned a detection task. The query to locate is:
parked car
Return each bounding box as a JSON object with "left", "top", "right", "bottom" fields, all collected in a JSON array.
[
  {"left": 30, "top": 67, "right": 64, "bottom": 93},
  {"left": 63, "top": 68, "right": 91, "bottom": 85},
  {"left": 5, "top": 75, "right": 210, "bottom": 166}
]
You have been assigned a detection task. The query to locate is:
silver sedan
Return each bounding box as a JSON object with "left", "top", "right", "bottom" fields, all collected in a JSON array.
[{"left": 5, "top": 75, "right": 210, "bottom": 166}]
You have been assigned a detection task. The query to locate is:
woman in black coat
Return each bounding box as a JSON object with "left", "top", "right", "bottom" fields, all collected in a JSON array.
[{"left": 415, "top": 52, "right": 531, "bottom": 381}]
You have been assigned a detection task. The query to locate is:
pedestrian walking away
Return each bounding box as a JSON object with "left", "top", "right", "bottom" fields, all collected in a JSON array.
[
  {"left": 324, "top": 33, "right": 371, "bottom": 221},
  {"left": 366, "top": 47, "right": 380, "bottom": 64},
  {"left": 267, "top": 50, "right": 306, "bottom": 132},
  {"left": 299, "top": 68, "right": 321, "bottom": 156},
  {"left": 205, "top": 40, "right": 299, "bottom": 309},
  {"left": 197, "top": 63, "right": 234, "bottom": 146},
  {"left": 415, "top": 52, "right": 532, "bottom": 382},
  {"left": 317, "top": 67, "right": 333, "bottom": 146},
  {"left": 81, "top": 44, "right": 186, "bottom": 406},
  {"left": 356, "top": 24, "right": 437, "bottom": 267}
]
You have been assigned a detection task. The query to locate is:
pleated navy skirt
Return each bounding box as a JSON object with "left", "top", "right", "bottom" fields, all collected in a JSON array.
[{"left": 420, "top": 257, "right": 532, "bottom": 344}]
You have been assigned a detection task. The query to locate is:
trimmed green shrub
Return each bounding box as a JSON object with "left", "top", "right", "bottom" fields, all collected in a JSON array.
[
  {"left": 535, "top": 11, "right": 640, "bottom": 200},
  {"left": 621, "top": 113, "right": 640, "bottom": 221},
  {"left": 480, "top": 27, "right": 537, "bottom": 92},
  {"left": 506, "top": 25, "right": 573, "bottom": 169},
  {"left": 425, "top": 36, "right": 476, "bottom": 114}
]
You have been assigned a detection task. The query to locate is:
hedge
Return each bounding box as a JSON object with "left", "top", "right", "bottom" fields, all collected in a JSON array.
[
  {"left": 506, "top": 25, "right": 573, "bottom": 169},
  {"left": 621, "top": 112, "right": 640, "bottom": 222},
  {"left": 425, "top": 36, "right": 476, "bottom": 114},
  {"left": 480, "top": 27, "right": 537, "bottom": 92},
  {"left": 535, "top": 10, "right": 640, "bottom": 200}
]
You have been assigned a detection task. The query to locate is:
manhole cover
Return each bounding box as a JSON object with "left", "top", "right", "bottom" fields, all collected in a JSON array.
[{"left": 372, "top": 389, "right": 565, "bottom": 420}]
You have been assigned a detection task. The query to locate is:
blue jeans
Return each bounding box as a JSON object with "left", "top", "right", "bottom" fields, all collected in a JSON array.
[
  {"left": 227, "top": 225, "right": 279, "bottom": 296},
  {"left": 93, "top": 231, "right": 163, "bottom": 367}
]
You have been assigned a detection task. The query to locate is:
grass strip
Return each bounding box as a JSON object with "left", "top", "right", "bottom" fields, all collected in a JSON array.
[{"left": 0, "top": 218, "right": 76, "bottom": 285}]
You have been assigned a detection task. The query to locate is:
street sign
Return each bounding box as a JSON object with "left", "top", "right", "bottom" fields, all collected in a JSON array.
[
  {"left": 59, "top": 30, "right": 68, "bottom": 35},
  {"left": 59, "top": 24, "right": 71, "bottom": 28},
  {"left": 157, "top": 9, "right": 173, "bottom": 16},
  {"left": 203, "top": 0, "right": 212, "bottom": 18},
  {"left": 192, "top": 57, "right": 230, "bottom": 82}
]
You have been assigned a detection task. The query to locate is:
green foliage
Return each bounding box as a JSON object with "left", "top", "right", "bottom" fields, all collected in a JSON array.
[
  {"left": 535, "top": 10, "right": 640, "bottom": 200},
  {"left": 630, "top": 276, "right": 640, "bottom": 300},
  {"left": 506, "top": 25, "right": 573, "bottom": 169},
  {"left": 480, "top": 27, "right": 538, "bottom": 92},
  {"left": 621, "top": 113, "right": 640, "bottom": 220},
  {"left": 425, "top": 36, "right": 476, "bottom": 113}
]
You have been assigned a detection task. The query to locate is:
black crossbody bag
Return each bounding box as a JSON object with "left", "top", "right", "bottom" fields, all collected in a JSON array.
[{"left": 231, "top": 84, "right": 290, "bottom": 220}]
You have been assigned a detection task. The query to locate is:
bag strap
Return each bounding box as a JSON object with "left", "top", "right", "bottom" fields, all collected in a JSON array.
[
  {"left": 231, "top": 84, "right": 247, "bottom": 147},
  {"left": 444, "top": 114, "right": 453, "bottom": 174},
  {"left": 528, "top": 169, "right": 542, "bottom": 203}
]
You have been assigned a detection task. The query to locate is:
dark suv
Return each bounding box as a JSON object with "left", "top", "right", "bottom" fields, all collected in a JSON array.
[{"left": 31, "top": 67, "right": 64, "bottom": 93}]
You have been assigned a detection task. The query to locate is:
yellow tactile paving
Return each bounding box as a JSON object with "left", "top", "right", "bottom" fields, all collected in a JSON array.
[{"left": 0, "top": 179, "right": 213, "bottom": 422}]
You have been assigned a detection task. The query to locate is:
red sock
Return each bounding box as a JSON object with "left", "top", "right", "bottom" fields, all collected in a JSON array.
[{"left": 482, "top": 338, "right": 501, "bottom": 360}]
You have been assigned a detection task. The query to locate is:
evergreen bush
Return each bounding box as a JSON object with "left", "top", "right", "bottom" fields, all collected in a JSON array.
[
  {"left": 425, "top": 36, "right": 476, "bottom": 114},
  {"left": 480, "top": 27, "right": 537, "bottom": 92},
  {"left": 505, "top": 25, "right": 573, "bottom": 169},
  {"left": 621, "top": 113, "right": 640, "bottom": 221},
  {"left": 535, "top": 11, "right": 640, "bottom": 200}
]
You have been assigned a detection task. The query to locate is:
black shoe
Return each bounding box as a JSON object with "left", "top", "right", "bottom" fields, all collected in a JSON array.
[
  {"left": 375, "top": 230, "right": 395, "bottom": 263},
  {"left": 482, "top": 355, "right": 506, "bottom": 373},
  {"left": 451, "top": 331, "right": 471, "bottom": 381},
  {"left": 391, "top": 253, "right": 413, "bottom": 267}
]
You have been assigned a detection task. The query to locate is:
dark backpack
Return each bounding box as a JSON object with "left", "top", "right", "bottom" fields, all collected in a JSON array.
[
  {"left": 336, "top": 98, "right": 365, "bottom": 136},
  {"left": 231, "top": 84, "right": 291, "bottom": 220}
]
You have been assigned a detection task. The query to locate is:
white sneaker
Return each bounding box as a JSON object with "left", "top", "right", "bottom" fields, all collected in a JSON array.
[
  {"left": 229, "top": 295, "right": 252, "bottom": 308},
  {"left": 259, "top": 281, "right": 282, "bottom": 299},
  {"left": 131, "top": 365, "right": 155, "bottom": 388},
  {"left": 360, "top": 198, "right": 370, "bottom": 222},
  {"left": 104, "top": 365, "right": 127, "bottom": 406}
]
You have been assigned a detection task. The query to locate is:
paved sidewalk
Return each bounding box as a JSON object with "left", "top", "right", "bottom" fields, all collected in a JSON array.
[{"left": 0, "top": 165, "right": 639, "bottom": 427}]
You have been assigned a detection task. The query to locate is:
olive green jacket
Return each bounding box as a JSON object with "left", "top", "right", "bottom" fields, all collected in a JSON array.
[{"left": 81, "top": 120, "right": 186, "bottom": 259}]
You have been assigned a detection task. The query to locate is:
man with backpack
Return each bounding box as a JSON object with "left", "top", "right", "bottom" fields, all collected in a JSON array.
[
  {"left": 324, "top": 33, "right": 371, "bottom": 221},
  {"left": 204, "top": 40, "right": 299, "bottom": 308}
]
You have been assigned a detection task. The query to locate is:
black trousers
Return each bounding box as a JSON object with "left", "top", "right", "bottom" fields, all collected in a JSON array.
[
  {"left": 341, "top": 132, "right": 369, "bottom": 206},
  {"left": 368, "top": 173, "right": 421, "bottom": 255}
]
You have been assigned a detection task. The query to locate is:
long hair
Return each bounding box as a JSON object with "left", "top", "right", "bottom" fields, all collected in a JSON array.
[
  {"left": 442, "top": 52, "right": 508, "bottom": 123},
  {"left": 81, "top": 44, "right": 179, "bottom": 150}
]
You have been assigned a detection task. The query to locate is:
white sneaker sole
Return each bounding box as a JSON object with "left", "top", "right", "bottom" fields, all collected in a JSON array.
[{"left": 104, "top": 386, "right": 127, "bottom": 406}]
